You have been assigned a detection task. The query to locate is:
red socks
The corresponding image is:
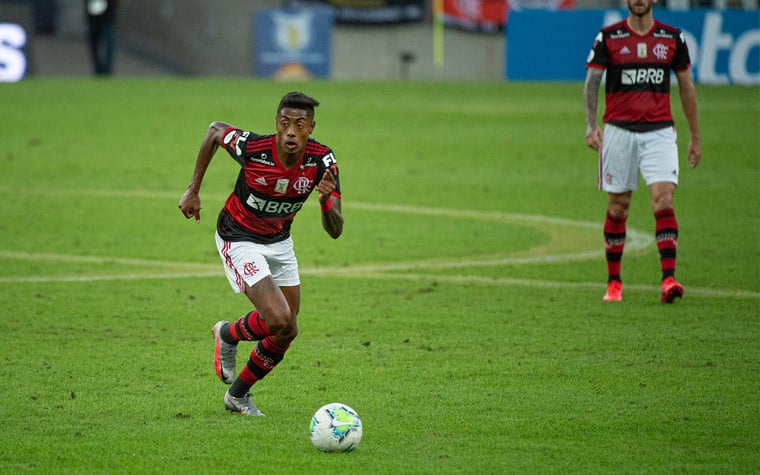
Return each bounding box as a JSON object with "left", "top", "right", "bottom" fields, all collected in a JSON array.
[
  {"left": 226, "top": 312, "right": 291, "bottom": 395},
  {"left": 603, "top": 208, "right": 679, "bottom": 286},
  {"left": 604, "top": 211, "right": 627, "bottom": 283},
  {"left": 655, "top": 208, "right": 678, "bottom": 281},
  {"left": 227, "top": 311, "right": 271, "bottom": 342},
  {"left": 238, "top": 337, "right": 290, "bottom": 386}
]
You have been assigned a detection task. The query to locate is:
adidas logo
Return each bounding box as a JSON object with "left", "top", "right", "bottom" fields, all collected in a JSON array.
[{"left": 620, "top": 46, "right": 631, "bottom": 55}]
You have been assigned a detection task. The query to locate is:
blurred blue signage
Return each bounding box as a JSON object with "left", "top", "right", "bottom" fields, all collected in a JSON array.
[
  {"left": 253, "top": 8, "right": 332, "bottom": 79},
  {"left": 0, "top": 23, "right": 27, "bottom": 82},
  {"left": 506, "top": 9, "right": 760, "bottom": 85},
  {"left": 285, "top": 0, "right": 424, "bottom": 24}
]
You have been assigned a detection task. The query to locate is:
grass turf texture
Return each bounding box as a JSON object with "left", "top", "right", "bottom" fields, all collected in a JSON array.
[{"left": 1, "top": 79, "right": 758, "bottom": 473}]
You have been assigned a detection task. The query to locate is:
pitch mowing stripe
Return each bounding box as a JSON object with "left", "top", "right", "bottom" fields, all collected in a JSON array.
[
  {"left": 0, "top": 188, "right": 703, "bottom": 294},
  {"left": 0, "top": 269, "right": 756, "bottom": 299},
  {"left": 0, "top": 250, "right": 217, "bottom": 269},
  {"left": 0, "top": 185, "right": 654, "bottom": 252},
  {"left": 0, "top": 271, "right": 221, "bottom": 283},
  {"left": 315, "top": 272, "right": 760, "bottom": 299},
  {"left": 0, "top": 192, "right": 653, "bottom": 270}
]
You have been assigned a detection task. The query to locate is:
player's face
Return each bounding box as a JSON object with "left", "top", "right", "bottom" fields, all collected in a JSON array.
[
  {"left": 276, "top": 107, "right": 315, "bottom": 156},
  {"left": 627, "top": 0, "right": 656, "bottom": 17}
]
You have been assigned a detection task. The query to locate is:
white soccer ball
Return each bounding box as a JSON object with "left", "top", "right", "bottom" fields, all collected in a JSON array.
[{"left": 309, "top": 402, "right": 362, "bottom": 452}]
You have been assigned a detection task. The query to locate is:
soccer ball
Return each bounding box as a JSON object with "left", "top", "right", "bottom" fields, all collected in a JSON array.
[{"left": 309, "top": 402, "right": 362, "bottom": 452}]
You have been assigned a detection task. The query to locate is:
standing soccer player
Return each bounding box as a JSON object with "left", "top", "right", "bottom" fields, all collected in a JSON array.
[
  {"left": 584, "top": 0, "right": 701, "bottom": 303},
  {"left": 178, "top": 92, "right": 343, "bottom": 415}
]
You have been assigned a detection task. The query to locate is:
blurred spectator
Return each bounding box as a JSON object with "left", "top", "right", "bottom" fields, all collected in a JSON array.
[
  {"left": 85, "top": 0, "right": 119, "bottom": 75},
  {"left": 34, "top": 0, "right": 58, "bottom": 35}
]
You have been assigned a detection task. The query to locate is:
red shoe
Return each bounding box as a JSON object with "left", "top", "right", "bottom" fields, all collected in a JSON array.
[
  {"left": 603, "top": 280, "right": 622, "bottom": 301},
  {"left": 661, "top": 277, "right": 684, "bottom": 303}
]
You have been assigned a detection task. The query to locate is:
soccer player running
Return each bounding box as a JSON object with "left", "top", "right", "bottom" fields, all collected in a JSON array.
[
  {"left": 178, "top": 92, "right": 343, "bottom": 415},
  {"left": 584, "top": 0, "right": 701, "bottom": 303}
]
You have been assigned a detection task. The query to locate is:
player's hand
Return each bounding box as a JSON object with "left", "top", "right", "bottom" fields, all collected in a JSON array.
[
  {"left": 317, "top": 170, "right": 336, "bottom": 204},
  {"left": 586, "top": 126, "right": 603, "bottom": 151},
  {"left": 178, "top": 189, "right": 202, "bottom": 223},
  {"left": 687, "top": 138, "right": 701, "bottom": 168}
]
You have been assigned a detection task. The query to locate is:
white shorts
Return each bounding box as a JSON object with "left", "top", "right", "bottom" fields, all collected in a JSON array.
[
  {"left": 598, "top": 124, "right": 679, "bottom": 193},
  {"left": 215, "top": 232, "right": 300, "bottom": 293}
]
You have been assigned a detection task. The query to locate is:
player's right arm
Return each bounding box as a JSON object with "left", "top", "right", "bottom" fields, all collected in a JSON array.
[
  {"left": 675, "top": 68, "right": 701, "bottom": 169},
  {"left": 178, "top": 121, "right": 235, "bottom": 223},
  {"left": 584, "top": 67, "right": 604, "bottom": 151}
]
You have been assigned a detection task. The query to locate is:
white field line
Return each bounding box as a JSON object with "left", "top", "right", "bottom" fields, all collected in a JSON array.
[
  {"left": 0, "top": 185, "right": 653, "bottom": 251},
  {"left": 0, "top": 204, "right": 647, "bottom": 281},
  {"left": 1, "top": 268, "right": 756, "bottom": 299},
  {"left": 6, "top": 188, "right": 748, "bottom": 297}
]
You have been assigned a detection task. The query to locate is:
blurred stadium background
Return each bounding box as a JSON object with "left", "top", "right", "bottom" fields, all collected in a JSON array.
[{"left": 2, "top": 0, "right": 757, "bottom": 81}]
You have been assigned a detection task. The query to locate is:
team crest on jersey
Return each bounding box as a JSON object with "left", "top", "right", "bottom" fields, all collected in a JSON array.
[
  {"left": 653, "top": 43, "right": 668, "bottom": 60},
  {"left": 637, "top": 43, "right": 647, "bottom": 58},
  {"left": 293, "top": 176, "right": 312, "bottom": 194},
  {"left": 275, "top": 178, "right": 289, "bottom": 193}
]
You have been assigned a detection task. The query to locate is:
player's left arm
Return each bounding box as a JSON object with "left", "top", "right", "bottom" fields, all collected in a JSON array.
[
  {"left": 317, "top": 170, "right": 343, "bottom": 239},
  {"left": 675, "top": 68, "right": 701, "bottom": 169},
  {"left": 584, "top": 67, "right": 605, "bottom": 151}
]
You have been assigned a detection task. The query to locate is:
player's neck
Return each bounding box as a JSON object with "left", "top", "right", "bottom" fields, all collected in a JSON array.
[
  {"left": 627, "top": 15, "right": 654, "bottom": 35},
  {"left": 277, "top": 148, "right": 302, "bottom": 169}
]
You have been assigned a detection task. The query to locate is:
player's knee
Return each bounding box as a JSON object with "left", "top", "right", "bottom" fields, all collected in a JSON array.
[
  {"left": 263, "top": 307, "right": 294, "bottom": 335},
  {"left": 278, "top": 321, "right": 299, "bottom": 343},
  {"left": 607, "top": 194, "right": 631, "bottom": 218},
  {"left": 652, "top": 194, "right": 674, "bottom": 212},
  {"left": 608, "top": 202, "right": 629, "bottom": 219}
]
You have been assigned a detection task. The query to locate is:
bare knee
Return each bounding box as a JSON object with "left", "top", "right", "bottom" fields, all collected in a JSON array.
[
  {"left": 262, "top": 306, "right": 293, "bottom": 335},
  {"left": 651, "top": 192, "right": 674, "bottom": 212},
  {"left": 268, "top": 309, "right": 298, "bottom": 344},
  {"left": 245, "top": 277, "right": 296, "bottom": 335},
  {"left": 607, "top": 192, "right": 631, "bottom": 219},
  {"left": 277, "top": 319, "right": 299, "bottom": 343},
  {"left": 649, "top": 182, "right": 676, "bottom": 212}
]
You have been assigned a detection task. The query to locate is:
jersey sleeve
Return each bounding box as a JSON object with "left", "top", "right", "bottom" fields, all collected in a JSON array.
[
  {"left": 586, "top": 30, "right": 607, "bottom": 70},
  {"left": 317, "top": 150, "right": 341, "bottom": 197},
  {"left": 221, "top": 127, "right": 255, "bottom": 167},
  {"left": 672, "top": 29, "right": 691, "bottom": 72}
]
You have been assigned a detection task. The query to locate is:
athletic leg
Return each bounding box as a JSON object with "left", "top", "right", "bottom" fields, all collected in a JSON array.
[
  {"left": 599, "top": 125, "right": 638, "bottom": 301},
  {"left": 227, "top": 279, "right": 298, "bottom": 397},
  {"left": 605, "top": 191, "right": 631, "bottom": 281},
  {"left": 650, "top": 181, "right": 678, "bottom": 280},
  {"left": 603, "top": 192, "right": 631, "bottom": 301},
  {"left": 649, "top": 182, "right": 683, "bottom": 302}
]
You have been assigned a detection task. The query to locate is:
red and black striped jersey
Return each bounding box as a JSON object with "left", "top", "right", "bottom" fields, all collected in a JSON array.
[
  {"left": 216, "top": 127, "right": 341, "bottom": 244},
  {"left": 587, "top": 19, "right": 691, "bottom": 132}
]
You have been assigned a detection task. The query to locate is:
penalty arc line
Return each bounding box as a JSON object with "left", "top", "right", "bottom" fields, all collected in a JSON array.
[{"left": 2, "top": 191, "right": 747, "bottom": 297}]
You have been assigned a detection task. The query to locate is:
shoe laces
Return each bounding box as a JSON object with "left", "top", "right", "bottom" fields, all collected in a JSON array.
[
  {"left": 220, "top": 340, "right": 236, "bottom": 358},
  {"left": 237, "top": 393, "right": 262, "bottom": 416}
]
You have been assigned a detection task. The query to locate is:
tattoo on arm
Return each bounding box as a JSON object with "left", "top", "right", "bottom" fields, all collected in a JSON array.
[{"left": 584, "top": 69, "right": 603, "bottom": 131}]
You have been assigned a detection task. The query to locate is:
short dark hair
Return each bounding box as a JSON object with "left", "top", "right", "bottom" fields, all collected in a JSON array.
[{"left": 277, "top": 91, "right": 320, "bottom": 117}]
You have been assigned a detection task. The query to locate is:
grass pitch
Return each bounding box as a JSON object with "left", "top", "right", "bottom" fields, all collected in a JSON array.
[{"left": 0, "top": 79, "right": 758, "bottom": 474}]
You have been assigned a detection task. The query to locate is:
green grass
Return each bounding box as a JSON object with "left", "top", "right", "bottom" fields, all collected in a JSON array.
[{"left": 0, "top": 79, "right": 758, "bottom": 474}]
